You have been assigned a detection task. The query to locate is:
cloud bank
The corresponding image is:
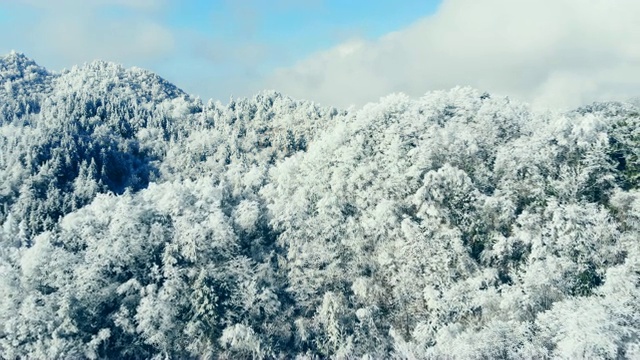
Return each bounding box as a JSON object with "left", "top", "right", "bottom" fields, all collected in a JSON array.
[{"left": 262, "top": 0, "right": 640, "bottom": 110}]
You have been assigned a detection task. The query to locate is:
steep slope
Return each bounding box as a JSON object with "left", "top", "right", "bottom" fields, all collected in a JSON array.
[
  {"left": 0, "top": 51, "right": 53, "bottom": 121},
  {"left": 0, "top": 53, "right": 337, "bottom": 238},
  {"left": 0, "top": 54, "right": 189, "bottom": 237}
]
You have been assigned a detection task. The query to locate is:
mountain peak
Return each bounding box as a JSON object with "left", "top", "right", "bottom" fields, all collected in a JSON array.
[
  {"left": 4, "top": 50, "right": 28, "bottom": 61},
  {"left": 1, "top": 51, "right": 39, "bottom": 69},
  {"left": 0, "top": 51, "right": 49, "bottom": 83},
  {"left": 59, "top": 61, "right": 186, "bottom": 104},
  {"left": 0, "top": 52, "right": 191, "bottom": 114}
]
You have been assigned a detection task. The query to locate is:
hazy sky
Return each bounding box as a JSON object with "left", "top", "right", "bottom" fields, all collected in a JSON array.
[{"left": 1, "top": 0, "right": 639, "bottom": 110}]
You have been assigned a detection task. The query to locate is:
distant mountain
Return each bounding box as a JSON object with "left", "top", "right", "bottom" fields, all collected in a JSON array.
[
  {"left": 0, "top": 52, "right": 186, "bottom": 122},
  {"left": 1, "top": 53, "right": 639, "bottom": 359}
]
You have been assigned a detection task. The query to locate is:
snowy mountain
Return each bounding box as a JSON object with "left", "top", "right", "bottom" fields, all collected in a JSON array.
[{"left": 0, "top": 53, "right": 639, "bottom": 359}]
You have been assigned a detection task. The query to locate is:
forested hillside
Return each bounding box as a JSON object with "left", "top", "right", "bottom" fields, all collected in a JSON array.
[{"left": 1, "top": 52, "right": 639, "bottom": 359}]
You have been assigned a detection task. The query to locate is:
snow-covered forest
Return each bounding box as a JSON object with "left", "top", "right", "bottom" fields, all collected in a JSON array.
[{"left": 0, "top": 51, "right": 639, "bottom": 359}]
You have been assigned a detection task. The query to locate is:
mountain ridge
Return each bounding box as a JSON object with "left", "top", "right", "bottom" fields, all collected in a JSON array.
[{"left": 0, "top": 53, "right": 639, "bottom": 359}]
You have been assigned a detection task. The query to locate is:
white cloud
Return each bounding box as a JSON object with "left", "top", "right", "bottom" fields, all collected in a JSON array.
[
  {"left": 37, "top": 16, "right": 174, "bottom": 64},
  {"left": 262, "top": 0, "right": 640, "bottom": 110},
  {"left": 3, "top": 0, "right": 174, "bottom": 68}
]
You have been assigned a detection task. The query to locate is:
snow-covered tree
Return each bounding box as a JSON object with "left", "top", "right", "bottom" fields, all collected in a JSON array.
[{"left": 1, "top": 52, "right": 639, "bottom": 359}]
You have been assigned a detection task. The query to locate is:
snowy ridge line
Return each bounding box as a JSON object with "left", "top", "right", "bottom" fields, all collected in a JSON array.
[{"left": 0, "top": 53, "right": 639, "bottom": 359}]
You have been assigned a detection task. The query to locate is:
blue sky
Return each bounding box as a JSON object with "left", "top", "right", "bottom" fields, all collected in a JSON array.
[
  {"left": 0, "top": 0, "right": 441, "bottom": 102},
  {"left": 1, "top": 0, "right": 639, "bottom": 109},
  {"left": 163, "top": 0, "right": 442, "bottom": 100}
]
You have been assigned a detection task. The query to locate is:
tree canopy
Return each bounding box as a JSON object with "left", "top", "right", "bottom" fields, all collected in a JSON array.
[{"left": 1, "top": 52, "right": 639, "bottom": 359}]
